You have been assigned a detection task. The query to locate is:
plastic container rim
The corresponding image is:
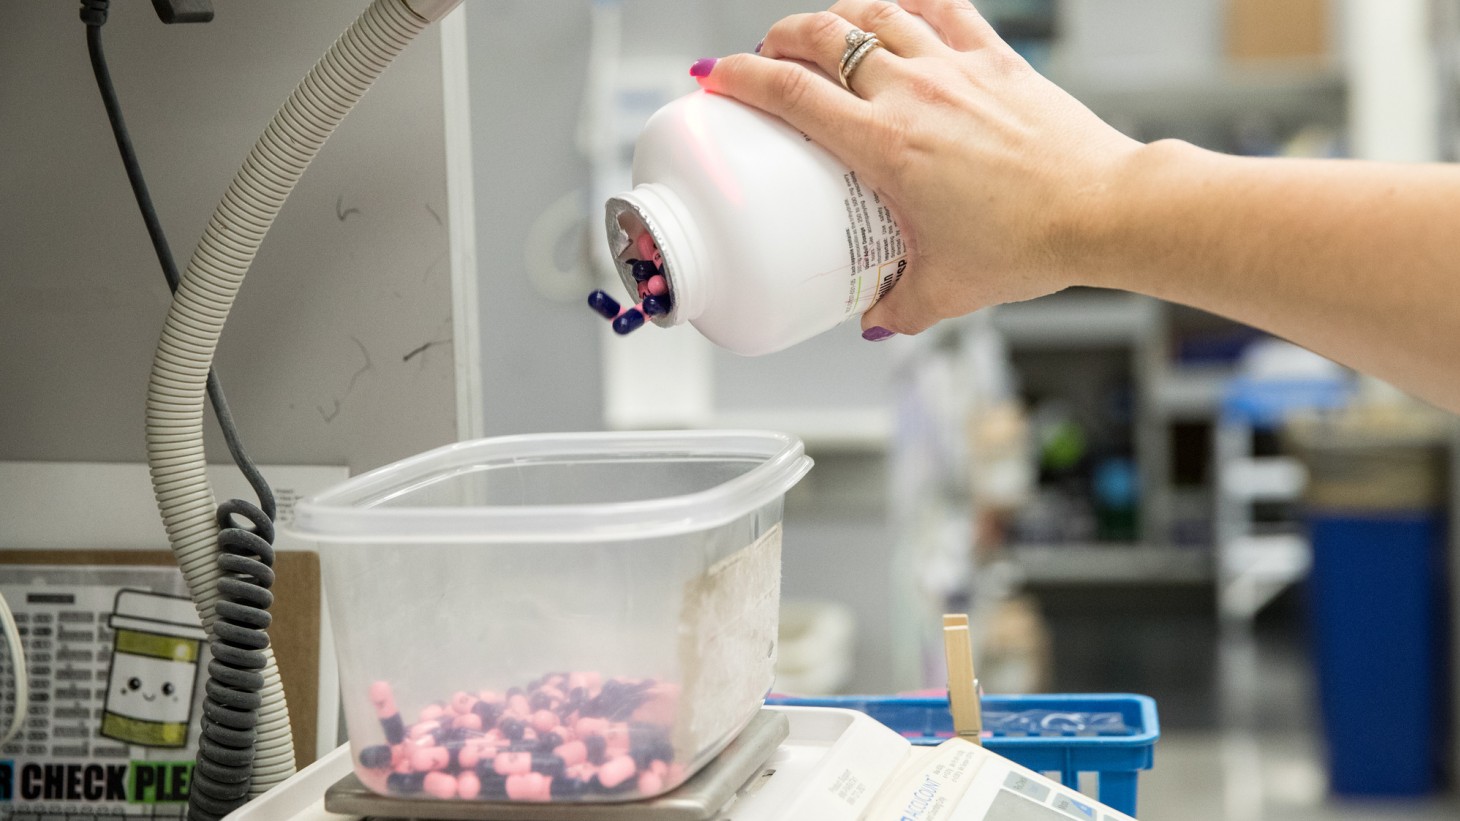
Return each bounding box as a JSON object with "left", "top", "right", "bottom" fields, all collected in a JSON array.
[{"left": 286, "top": 429, "right": 813, "bottom": 544}]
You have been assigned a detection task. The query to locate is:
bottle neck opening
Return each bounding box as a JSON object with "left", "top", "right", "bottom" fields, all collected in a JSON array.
[{"left": 604, "top": 184, "right": 704, "bottom": 325}]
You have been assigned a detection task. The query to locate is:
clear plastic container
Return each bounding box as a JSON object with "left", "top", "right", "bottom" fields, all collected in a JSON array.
[{"left": 288, "top": 430, "right": 812, "bottom": 804}]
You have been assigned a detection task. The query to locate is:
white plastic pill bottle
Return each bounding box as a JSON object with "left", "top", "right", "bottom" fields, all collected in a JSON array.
[{"left": 604, "top": 90, "right": 907, "bottom": 356}]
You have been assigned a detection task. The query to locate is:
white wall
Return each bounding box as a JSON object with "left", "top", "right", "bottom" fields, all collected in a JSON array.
[
  {"left": 462, "top": 0, "right": 901, "bottom": 692},
  {"left": 0, "top": 1, "right": 458, "bottom": 475}
]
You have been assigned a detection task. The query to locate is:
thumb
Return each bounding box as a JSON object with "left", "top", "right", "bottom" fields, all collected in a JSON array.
[{"left": 860, "top": 266, "right": 941, "bottom": 340}]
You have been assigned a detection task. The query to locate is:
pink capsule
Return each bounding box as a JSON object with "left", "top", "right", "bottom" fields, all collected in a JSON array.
[
  {"left": 567, "top": 672, "right": 589, "bottom": 691},
  {"left": 650, "top": 760, "right": 668, "bottom": 779},
  {"left": 507, "top": 693, "right": 530, "bottom": 716},
  {"left": 494, "top": 751, "right": 532, "bottom": 776},
  {"left": 455, "top": 713, "right": 483, "bottom": 732},
  {"left": 531, "top": 710, "right": 559, "bottom": 735},
  {"left": 418, "top": 703, "right": 446, "bottom": 723},
  {"left": 450, "top": 691, "right": 477, "bottom": 715},
  {"left": 423, "top": 771, "right": 458, "bottom": 800},
  {"left": 408, "top": 720, "right": 441, "bottom": 741},
  {"left": 638, "top": 770, "right": 665, "bottom": 796},
  {"left": 575, "top": 717, "right": 608, "bottom": 738},
  {"left": 637, "top": 281, "right": 651, "bottom": 300},
  {"left": 635, "top": 233, "right": 657, "bottom": 260},
  {"left": 369, "top": 681, "right": 397, "bottom": 716},
  {"left": 555, "top": 740, "right": 587, "bottom": 766},
  {"left": 647, "top": 274, "right": 668, "bottom": 296},
  {"left": 411, "top": 746, "right": 450, "bottom": 772},
  {"left": 632, "top": 683, "right": 680, "bottom": 725},
  {"left": 506, "top": 772, "right": 553, "bottom": 802},
  {"left": 357, "top": 768, "right": 391, "bottom": 796},
  {"left": 457, "top": 770, "right": 481, "bottom": 800},
  {"left": 477, "top": 689, "right": 504, "bottom": 704},
  {"left": 597, "top": 754, "right": 638, "bottom": 789}
]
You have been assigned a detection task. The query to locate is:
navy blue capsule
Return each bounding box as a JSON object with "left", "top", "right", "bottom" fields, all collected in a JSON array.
[
  {"left": 552, "top": 777, "right": 591, "bottom": 800},
  {"left": 498, "top": 716, "right": 526, "bottom": 741},
  {"left": 593, "top": 773, "right": 639, "bottom": 794},
  {"left": 474, "top": 768, "right": 509, "bottom": 798},
  {"left": 585, "top": 735, "right": 607, "bottom": 765},
  {"left": 472, "top": 700, "right": 503, "bottom": 727},
  {"left": 587, "top": 290, "right": 621, "bottom": 320},
  {"left": 380, "top": 712, "right": 405, "bottom": 745},
  {"left": 532, "top": 754, "right": 566, "bottom": 778},
  {"left": 612, "top": 309, "right": 646, "bottom": 335},
  {"left": 631, "top": 259, "right": 658, "bottom": 282},
  {"left": 537, "top": 731, "right": 564, "bottom": 752},
  {"left": 642, "top": 296, "right": 669, "bottom": 316},
  {"left": 529, "top": 691, "right": 554, "bottom": 712},
  {"left": 386, "top": 772, "right": 425, "bottom": 794},
  {"left": 359, "top": 744, "right": 392, "bottom": 769}
]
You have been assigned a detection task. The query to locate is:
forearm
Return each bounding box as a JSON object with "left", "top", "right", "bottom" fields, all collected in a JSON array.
[{"left": 1089, "top": 140, "right": 1460, "bottom": 410}]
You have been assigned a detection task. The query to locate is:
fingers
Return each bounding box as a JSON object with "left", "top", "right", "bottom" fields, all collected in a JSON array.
[
  {"left": 758, "top": 11, "right": 900, "bottom": 97},
  {"left": 860, "top": 265, "right": 943, "bottom": 338},
  {"left": 693, "top": 54, "right": 877, "bottom": 166},
  {"left": 896, "top": 0, "right": 1002, "bottom": 52},
  {"left": 828, "top": 0, "right": 943, "bottom": 56}
]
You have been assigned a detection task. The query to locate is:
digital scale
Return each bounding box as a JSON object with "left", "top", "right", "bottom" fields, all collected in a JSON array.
[{"left": 223, "top": 707, "right": 1137, "bottom": 821}]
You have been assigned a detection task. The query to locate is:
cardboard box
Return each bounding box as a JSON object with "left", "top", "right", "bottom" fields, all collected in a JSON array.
[{"left": 1227, "top": 0, "right": 1331, "bottom": 63}]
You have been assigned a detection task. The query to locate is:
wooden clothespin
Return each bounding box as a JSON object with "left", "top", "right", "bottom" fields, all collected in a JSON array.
[{"left": 943, "top": 613, "right": 983, "bottom": 745}]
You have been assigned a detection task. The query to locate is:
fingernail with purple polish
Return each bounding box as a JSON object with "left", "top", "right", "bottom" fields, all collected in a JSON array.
[
  {"left": 862, "top": 326, "right": 895, "bottom": 342},
  {"left": 754, "top": 39, "right": 764, "bottom": 54},
  {"left": 689, "top": 58, "right": 717, "bottom": 78}
]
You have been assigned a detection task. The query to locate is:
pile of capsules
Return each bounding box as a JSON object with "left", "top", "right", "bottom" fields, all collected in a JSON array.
[
  {"left": 588, "top": 233, "right": 673, "bottom": 335},
  {"left": 360, "top": 673, "right": 683, "bottom": 803}
]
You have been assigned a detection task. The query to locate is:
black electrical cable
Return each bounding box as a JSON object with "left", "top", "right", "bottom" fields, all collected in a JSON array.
[{"left": 80, "top": 3, "right": 277, "bottom": 818}]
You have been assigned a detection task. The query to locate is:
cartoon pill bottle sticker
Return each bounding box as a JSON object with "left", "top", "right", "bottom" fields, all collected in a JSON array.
[{"left": 100, "top": 589, "right": 206, "bottom": 747}]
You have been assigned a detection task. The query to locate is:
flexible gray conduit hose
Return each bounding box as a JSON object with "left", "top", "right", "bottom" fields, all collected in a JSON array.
[{"left": 144, "top": 0, "right": 448, "bottom": 799}]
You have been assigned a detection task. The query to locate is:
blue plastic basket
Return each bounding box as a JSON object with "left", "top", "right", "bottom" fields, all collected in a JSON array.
[{"left": 766, "top": 693, "right": 1159, "bottom": 816}]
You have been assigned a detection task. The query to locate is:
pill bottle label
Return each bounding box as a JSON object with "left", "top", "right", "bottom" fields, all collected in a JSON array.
[{"left": 840, "top": 171, "right": 907, "bottom": 318}]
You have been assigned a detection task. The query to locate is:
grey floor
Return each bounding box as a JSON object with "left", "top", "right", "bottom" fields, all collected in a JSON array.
[
  {"left": 1139, "top": 731, "right": 1458, "bottom": 820},
  {"left": 1026, "top": 583, "right": 1457, "bottom": 820},
  {"left": 1127, "top": 626, "right": 1456, "bottom": 820}
]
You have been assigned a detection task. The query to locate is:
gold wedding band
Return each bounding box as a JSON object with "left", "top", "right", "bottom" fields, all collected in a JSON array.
[{"left": 839, "top": 28, "right": 883, "bottom": 93}]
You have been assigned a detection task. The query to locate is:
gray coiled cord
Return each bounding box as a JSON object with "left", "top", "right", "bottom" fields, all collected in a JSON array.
[{"left": 189, "top": 499, "right": 276, "bottom": 820}]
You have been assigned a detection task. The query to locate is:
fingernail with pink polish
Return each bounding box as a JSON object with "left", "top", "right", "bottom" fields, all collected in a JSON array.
[
  {"left": 863, "top": 326, "right": 895, "bottom": 341},
  {"left": 689, "top": 58, "right": 717, "bottom": 78}
]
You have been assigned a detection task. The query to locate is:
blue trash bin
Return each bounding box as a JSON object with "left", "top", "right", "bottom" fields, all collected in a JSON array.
[{"left": 1307, "top": 512, "right": 1450, "bottom": 796}]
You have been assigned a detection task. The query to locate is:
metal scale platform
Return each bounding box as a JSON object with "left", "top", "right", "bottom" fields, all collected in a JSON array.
[{"left": 224, "top": 706, "right": 1138, "bottom": 821}]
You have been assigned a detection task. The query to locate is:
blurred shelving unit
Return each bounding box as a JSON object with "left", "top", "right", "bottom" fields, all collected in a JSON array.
[{"left": 989, "top": 0, "right": 1353, "bottom": 596}]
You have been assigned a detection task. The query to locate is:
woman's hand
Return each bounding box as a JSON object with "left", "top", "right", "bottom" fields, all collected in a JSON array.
[{"left": 691, "top": 0, "right": 1140, "bottom": 339}]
